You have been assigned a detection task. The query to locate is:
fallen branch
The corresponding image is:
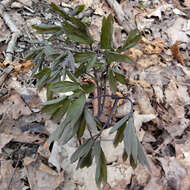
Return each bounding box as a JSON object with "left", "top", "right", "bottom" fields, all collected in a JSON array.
[
  {"left": 0, "top": 0, "right": 21, "bottom": 86},
  {"left": 0, "top": 0, "right": 21, "bottom": 62}
]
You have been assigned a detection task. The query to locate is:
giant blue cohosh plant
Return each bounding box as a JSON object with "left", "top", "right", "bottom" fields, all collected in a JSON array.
[{"left": 27, "top": 3, "right": 150, "bottom": 187}]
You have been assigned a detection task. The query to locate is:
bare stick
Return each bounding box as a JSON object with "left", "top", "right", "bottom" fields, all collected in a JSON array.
[{"left": 0, "top": 0, "right": 21, "bottom": 62}]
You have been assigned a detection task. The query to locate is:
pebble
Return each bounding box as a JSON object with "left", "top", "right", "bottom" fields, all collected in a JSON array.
[
  {"left": 11, "top": 2, "right": 24, "bottom": 8},
  {"left": 17, "top": 0, "right": 32, "bottom": 7}
]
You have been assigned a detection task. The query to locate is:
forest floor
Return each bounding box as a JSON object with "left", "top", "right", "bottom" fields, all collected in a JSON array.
[{"left": 0, "top": 0, "right": 190, "bottom": 190}]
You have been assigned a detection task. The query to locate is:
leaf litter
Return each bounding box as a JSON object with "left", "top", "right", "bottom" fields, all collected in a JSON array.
[{"left": 0, "top": 0, "right": 190, "bottom": 189}]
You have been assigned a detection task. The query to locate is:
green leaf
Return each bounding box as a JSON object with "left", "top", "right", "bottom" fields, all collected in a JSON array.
[
  {"left": 84, "top": 107, "right": 96, "bottom": 129},
  {"left": 130, "top": 155, "right": 137, "bottom": 169},
  {"left": 61, "top": 51, "right": 75, "bottom": 72},
  {"left": 71, "top": 139, "right": 94, "bottom": 163},
  {"left": 106, "top": 51, "right": 134, "bottom": 64},
  {"left": 66, "top": 70, "right": 78, "bottom": 83},
  {"left": 69, "top": 90, "right": 84, "bottom": 99},
  {"left": 81, "top": 83, "right": 96, "bottom": 93},
  {"left": 77, "top": 114, "right": 86, "bottom": 139},
  {"left": 100, "top": 14, "right": 113, "bottom": 50},
  {"left": 112, "top": 69, "right": 126, "bottom": 84},
  {"left": 64, "top": 95, "right": 86, "bottom": 125},
  {"left": 62, "top": 21, "right": 94, "bottom": 45},
  {"left": 95, "top": 160, "right": 102, "bottom": 187},
  {"left": 47, "top": 121, "right": 66, "bottom": 143},
  {"left": 122, "top": 151, "right": 128, "bottom": 161},
  {"left": 118, "top": 29, "right": 141, "bottom": 52},
  {"left": 113, "top": 122, "right": 126, "bottom": 147},
  {"left": 47, "top": 83, "right": 53, "bottom": 100},
  {"left": 76, "top": 148, "right": 93, "bottom": 169},
  {"left": 36, "top": 67, "right": 51, "bottom": 80},
  {"left": 41, "top": 103, "right": 61, "bottom": 115},
  {"left": 26, "top": 48, "right": 43, "bottom": 60},
  {"left": 36, "top": 67, "right": 51, "bottom": 90},
  {"left": 74, "top": 51, "right": 96, "bottom": 64},
  {"left": 32, "top": 24, "right": 62, "bottom": 34},
  {"left": 94, "top": 141, "right": 101, "bottom": 186},
  {"left": 109, "top": 113, "right": 130, "bottom": 134},
  {"left": 71, "top": 5, "right": 85, "bottom": 16},
  {"left": 86, "top": 53, "right": 96, "bottom": 71},
  {"left": 51, "top": 2, "right": 71, "bottom": 20},
  {"left": 42, "top": 96, "right": 67, "bottom": 105},
  {"left": 48, "top": 95, "right": 86, "bottom": 144},
  {"left": 74, "top": 63, "right": 86, "bottom": 77},
  {"left": 51, "top": 98, "right": 71, "bottom": 122},
  {"left": 50, "top": 81, "right": 80, "bottom": 93},
  {"left": 59, "top": 118, "right": 80, "bottom": 145},
  {"left": 100, "top": 149, "right": 107, "bottom": 184},
  {"left": 108, "top": 69, "right": 117, "bottom": 94},
  {"left": 71, "top": 17, "right": 94, "bottom": 44},
  {"left": 54, "top": 52, "right": 67, "bottom": 65},
  {"left": 137, "top": 138, "right": 151, "bottom": 172},
  {"left": 123, "top": 116, "right": 138, "bottom": 163}
]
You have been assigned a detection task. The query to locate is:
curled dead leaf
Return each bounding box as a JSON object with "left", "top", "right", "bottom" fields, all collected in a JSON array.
[{"left": 170, "top": 41, "right": 185, "bottom": 65}]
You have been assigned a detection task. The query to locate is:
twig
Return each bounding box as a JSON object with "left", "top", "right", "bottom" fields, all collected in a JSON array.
[
  {"left": 104, "top": 98, "right": 119, "bottom": 128},
  {"left": 89, "top": 94, "right": 133, "bottom": 129},
  {"left": 0, "top": 65, "right": 14, "bottom": 87},
  {"left": 0, "top": 1, "right": 21, "bottom": 62},
  {"left": 105, "top": 0, "right": 135, "bottom": 33}
]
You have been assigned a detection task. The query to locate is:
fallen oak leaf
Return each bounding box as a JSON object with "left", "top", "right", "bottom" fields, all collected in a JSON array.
[{"left": 170, "top": 41, "right": 185, "bottom": 65}]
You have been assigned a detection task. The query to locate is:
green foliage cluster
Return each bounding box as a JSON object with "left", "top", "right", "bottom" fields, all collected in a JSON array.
[{"left": 27, "top": 3, "right": 150, "bottom": 187}]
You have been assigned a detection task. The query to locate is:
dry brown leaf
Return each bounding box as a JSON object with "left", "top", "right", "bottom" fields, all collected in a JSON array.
[
  {"left": 134, "top": 111, "right": 156, "bottom": 140},
  {"left": 132, "top": 80, "right": 151, "bottom": 88},
  {"left": 13, "top": 131, "right": 45, "bottom": 144},
  {"left": 135, "top": 86, "right": 155, "bottom": 115},
  {"left": 0, "top": 160, "right": 25, "bottom": 190},
  {"left": 128, "top": 48, "right": 143, "bottom": 62},
  {"left": 180, "top": 174, "right": 190, "bottom": 190},
  {"left": 136, "top": 55, "right": 163, "bottom": 69},
  {"left": 25, "top": 158, "right": 64, "bottom": 190},
  {"left": 142, "top": 37, "right": 166, "bottom": 54},
  {"left": 158, "top": 157, "right": 187, "bottom": 189},
  {"left": 0, "top": 89, "right": 31, "bottom": 120},
  {"left": 11, "top": 60, "right": 34, "bottom": 73},
  {"left": 175, "top": 139, "right": 190, "bottom": 171},
  {"left": 0, "top": 134, "right": 13, "bottom": 153},
  {"left": 38, "top": 142, "right": 51, "bottom": 159},
  {"left": 48, "top": 141, "right": 65, "bottom": 172},
  {"left": 24, "top": 157, "right": 36, "bottom": 166},
  {"left": 165, "top": 80, "right": 190, "bottom": 105},
  {"left": 170, "top": 41, "right": 185, "bottom": 65},
  {"left": 183, "top": 0, "right": 190, "bottom": 7}
]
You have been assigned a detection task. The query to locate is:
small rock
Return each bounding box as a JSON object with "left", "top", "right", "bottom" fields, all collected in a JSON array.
[
  {"left": 18, "top": 0, "right": 32, "bottom": 7},
  {"left": 11, "top": 2, "right": 23, "bottom": 8}
]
